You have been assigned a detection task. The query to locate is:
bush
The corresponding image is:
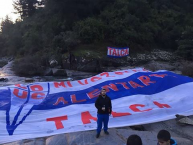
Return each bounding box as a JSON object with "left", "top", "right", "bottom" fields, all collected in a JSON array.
[
  {"left": 181, "top": 62, "right": 193, "bottom": 78},
  {"left": 12, "top": 55, "right": 45, "bottom": 76},
  {"left": 74, "top": 18, "right": 106, "bottom": 43},
  {"left": 0, "top": 60, "right": 8, "bottom": 68}
]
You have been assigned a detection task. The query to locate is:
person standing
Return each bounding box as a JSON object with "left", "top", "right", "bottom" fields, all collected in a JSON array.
[{"left": 95, "top": 88, "right": 112, "bottom": 138}]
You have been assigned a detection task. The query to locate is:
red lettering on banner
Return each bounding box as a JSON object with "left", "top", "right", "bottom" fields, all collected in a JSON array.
[
  {"left": 125, "top": 48, "right": 129, "bottom": 55},
  {"left": 115, "top": 72, "right": 124, "bottom": 75},
  {"left": 111, "top": 111, "right": 131, "bottom": 117},
  {"left": 130, "top": 104, "right": 152, "bottom": 112},
  {"left": 67, "top": 81, "right": 72, "bottom": 87},
  {"left": 46, "top": 115, "right": 68, "bottom": 129},
  {"left": 71, "top": 94, "right": 86, "bottom": 103},
  {"left": 78, "top": 79, "right": 88, "bottom": 85},
  {"left": 31, "top": 93, "right": 45, "bottom": 99},
  {"left": 116, "top": 49, "right": 119, "bottom": 56},
  {"left": 30, "top": 85, "right": 43, "bottom": 91},
  {"left": 138, "top": 76, "right": 156, "bottom": 86},
  {"left": 54, "top": 82, "right": 66, "bottom": 88},
  {"left": 87, "top": 89, "right": 100, "bottom": 99},
  {"left": 121, "top": 49, "right": 124, "bottom": 56},
  {"left": 149, "top": 74, "right": 168, "bottom": 78},
  {"left": 91, "top": 76, "right": 102, "bottom": 82},
  {"left": 81, "top": 111, "right": 97, "bottom": 124},
  {"left": 102, "top": 83, "right": 118, "bottom": 92},
  {"left": 153, "top": 101, "right": 171, "bottom": 108},
  {"left": 13, "top": 89, "right": 28, "bottom": 99},
  {"left": 117, "top": 49, "right": 122, "bottom": 56},
  {"left": 129, "top": 81, "right": 144, "bottom": 88},
  {"left": 54, "top": 97, "right": 68, "bottom": 105},
  {"left": 112, "top": 49, "right": 116, "bottom": 56},
  {"left": 142, "top": 68, "right": 148, "bottom": 72},
  {"left": 109, "top": 47, "right": 112, "bottom": 55},
  {"left": 132, "top": 69, "right": 137, "bottom": 72},
  {"left": 100, "top": 72, "right": 115, "bottom": 77},
  {"left": 116, "top": 82, "right": 130, "bottom": 89},
  {"left": 15, "top": 84, "right": 27, "bottom": 89}
]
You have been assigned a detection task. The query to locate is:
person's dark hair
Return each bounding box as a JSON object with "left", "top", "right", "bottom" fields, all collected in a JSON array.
[
  {"left": 127, "top": 135, "right": 142, "bottom": 145},
  {"left": 157, "top": 130, "right": 171, "bottom": 141},
  {"left": 102, "top": 88, "right": 106, "bottom": 91}
]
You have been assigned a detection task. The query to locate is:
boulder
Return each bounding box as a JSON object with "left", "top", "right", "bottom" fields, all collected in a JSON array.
[
  {"left": 49, "top": 59, "right": 58, "bottom": 68},
  {"left": 77, "top": 59, "right": 101, "bottom": 72},
  {"left": 52, "top": 69, "right": 67, "bottom": 76},
  {"left": 130, "top": 125, "right": 145, "bottom": 131},
  {"left": 44, "top": 68, "right": 53, "bottom": 76},
  {"left": 175, "top": 114, "right": 193, "bottom": 126},
  {"left": 46, "top": 134, "right": 68, "bottom": 145},
  {"left": 0, "top": 78, "right": 8, "bottom": 82},
  {"left": 25, "top": 78, "right": 34, "bottom": 83}
]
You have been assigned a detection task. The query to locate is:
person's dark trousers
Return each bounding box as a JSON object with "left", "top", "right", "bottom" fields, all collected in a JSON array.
[{"left": 97, "top": 114, "right": 109, "bottom": 134}]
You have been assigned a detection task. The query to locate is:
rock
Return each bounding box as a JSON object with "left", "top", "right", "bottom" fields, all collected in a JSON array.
[
  {"left": 130, "top": 125, "right": 145, "bottom": 131},
  {"left": 0, "top": 78, "right": 8, "bottom": 82},
  {"left": 44, "top": 68, "right": 53, "bottom": 76},
  {"left": 52, "top": 69, "right": 67, "bottom": 76},
  {"left": 8, "top": 57, "right": 14, "bottom": 62},
  {"left": 46, "top": 134, "right": 68, "bottom": 145},
  {"left": 25, "top": 78, "right": 34, "bottom": 83},
  {"left": 144, "top": 61, "right": 176, "bottom": 71},
  {"left": 63, "top": 62, "right": 70, "bottom": 69},
  {"left": 77, "top": 59, "right": 101, "bottom": 72},
  {"left": 175, "top": 114, "right": 193, "bottom": 126},
  {"left": 2, "top": 117, "right": 193, "bottom": 145},
  {"left": 143, "top": 118, "right": 193, "bottom": 144},
  {"left": 3, "top": 140, "right": 23, "bottom": 145},
  {"left": 49, "top": 59, "right": 58, "bottom": 68}
]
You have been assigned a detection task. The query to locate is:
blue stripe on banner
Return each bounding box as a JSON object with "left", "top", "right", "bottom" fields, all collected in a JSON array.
[
  {"left": 108, "top": 47, "right": 129, "bottom": 50},
  {"left": 0, "top": 71, "right": 193, "bottom": 111},
  {"left": 30, "top": 72, "right": 193, "bottom": 110},
  {"left": 107, "top": 54, "right": 129, "bottom": 58}
]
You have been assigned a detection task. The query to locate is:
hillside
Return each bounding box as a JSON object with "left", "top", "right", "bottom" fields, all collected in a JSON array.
[{"left": 0, "top": 0, "right": 193, "bottom": 61}]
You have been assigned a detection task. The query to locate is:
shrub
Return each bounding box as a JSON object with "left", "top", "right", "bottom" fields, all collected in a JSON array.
[
  {"left": 181, "top": 62, "right": 193, "bottom": 78},
  {"left": 0, "top": 60, "right": 8, "bottom": 68},
  {"left": 12, "top": 55, "right": 45, "bottom": 76}
]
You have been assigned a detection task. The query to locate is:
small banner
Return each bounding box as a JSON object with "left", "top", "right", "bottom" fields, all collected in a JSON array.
[
  {"left": 107, "top": 47, "right": 129, "bottom": 57},
  {"left": 1, "top": 68, "right": 193, "bottom": 144}
]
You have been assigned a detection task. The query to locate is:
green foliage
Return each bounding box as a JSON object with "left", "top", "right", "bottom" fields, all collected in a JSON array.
[
  {"left": 176, "top": 26, "right": 193, "bottom": 60},
  {"left": 12, "top": 54, "right": 46, "bottom": 76},
  {"left": 181, "top": 62, "right": 193, "bottom": 77},
  {"left": 13, "top": 0, "right": 44, "bottom": 19},
  {"left": 0, "top": 0, "right": 193, "bottom": 60},
  {"left": 75, "top": 18, "right": 106, "bottom": 43}
]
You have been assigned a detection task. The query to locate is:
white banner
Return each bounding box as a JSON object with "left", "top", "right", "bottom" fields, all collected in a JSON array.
[
  {"left": 107, "top": 47, "right": 129, "bottom": 57},
  {"left": 0, "top": 68, "right": 193, "bottom": 144}
]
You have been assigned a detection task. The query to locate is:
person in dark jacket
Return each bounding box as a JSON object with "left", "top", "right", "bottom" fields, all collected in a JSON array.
[
  {"left": 95, "top": 88, "right": 112, "bottom": 138},
  {"left": 157, "top": 130, "right": 177, "bottom": 145}
]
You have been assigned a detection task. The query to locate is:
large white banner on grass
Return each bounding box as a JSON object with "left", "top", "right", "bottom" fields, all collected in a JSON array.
[{"left": 0, "top": 68, "right": 193, "bottom": 144}]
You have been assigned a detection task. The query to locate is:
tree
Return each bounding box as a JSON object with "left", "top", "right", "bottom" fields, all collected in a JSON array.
[
  {"left": 13, "top": 0, "right": 45, "bottom": 19},
  {"left": 176, "top": 26, "right": 193, "bottom": 60},
  {"left": 0, "top": 16, "right": 13, "bottom": 34}
]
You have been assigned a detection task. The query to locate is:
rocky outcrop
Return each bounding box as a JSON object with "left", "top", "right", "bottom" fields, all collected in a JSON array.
[
  {"left": 3, "top": 117, "right": 193, "bottom": 145},
  {"left": 25, "top": 78, "right": 34, "bottom": 83},
  {"left": 44, "top": 68, "right": 53, "bottom": 76},
  {"left": 52, "top": 69, "right": 67, "bottom": 76},
  {"left": 0, "top": 78, "right": 8, "bottom": 82}
]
